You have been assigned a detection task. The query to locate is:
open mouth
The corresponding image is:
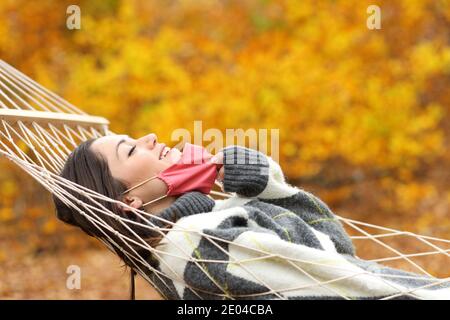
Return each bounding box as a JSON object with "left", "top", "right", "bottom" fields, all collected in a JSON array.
[{"left": 159, "top": 145, "right": 170, "bottom": 160}]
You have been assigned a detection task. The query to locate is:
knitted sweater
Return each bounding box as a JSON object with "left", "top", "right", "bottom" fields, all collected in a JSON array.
[{"left": 148, "top": 146, "right": 450, "bottom": 300}]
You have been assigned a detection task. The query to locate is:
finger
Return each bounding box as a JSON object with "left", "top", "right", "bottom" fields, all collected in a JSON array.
[
  {"left": 211, "top": 152, "right": 224, "bottom": 164},
  {"left": 217, "top": 167, "right": 225, "bottom": 182}
]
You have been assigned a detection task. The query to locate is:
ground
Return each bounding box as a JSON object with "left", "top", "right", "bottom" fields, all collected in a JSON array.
[{"left": 0, "top": 245, "right": 162, "bottom": 300}]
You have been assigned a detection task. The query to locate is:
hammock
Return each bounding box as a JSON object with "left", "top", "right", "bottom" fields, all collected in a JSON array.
[{"left": 0, "top": 59, "right": 449, "bottom": 300}]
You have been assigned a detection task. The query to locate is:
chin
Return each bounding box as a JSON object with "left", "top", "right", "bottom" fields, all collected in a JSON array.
[{"left": 167, "top": 149, "right": 182, "bottom": 164}]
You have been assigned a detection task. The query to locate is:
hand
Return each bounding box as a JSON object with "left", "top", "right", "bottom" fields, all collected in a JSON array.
[{"left": 211, "top": 151, "right": 224, "bottom": 184}]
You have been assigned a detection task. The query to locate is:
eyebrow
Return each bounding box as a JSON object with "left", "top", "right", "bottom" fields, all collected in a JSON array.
[{"left": 116, "top": 139, "right": 126, "bottom": 159}]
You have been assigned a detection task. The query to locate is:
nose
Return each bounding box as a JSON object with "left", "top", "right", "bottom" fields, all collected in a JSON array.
[{"left": 138, "top": 133, "right": 157, "bottom": 150}]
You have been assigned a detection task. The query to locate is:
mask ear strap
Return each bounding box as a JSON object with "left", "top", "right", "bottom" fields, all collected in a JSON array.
[
  {"left": 122, "top": 175, "right": 158, "bottom": 195},
  {"left": 122, "top": 175, "right": 168, "bottom": 208}
]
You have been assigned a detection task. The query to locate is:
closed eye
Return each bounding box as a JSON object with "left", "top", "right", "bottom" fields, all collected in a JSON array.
[{"left": 128, "top": 145, "right": 136, "bottom": 157}]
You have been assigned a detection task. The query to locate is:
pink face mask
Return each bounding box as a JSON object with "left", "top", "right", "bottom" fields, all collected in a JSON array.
[{"left": 123, "top": 143, "right": 221, "bottom": 207}]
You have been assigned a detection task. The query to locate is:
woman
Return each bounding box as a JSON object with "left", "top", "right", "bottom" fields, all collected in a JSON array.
[{"left": 54, "top": 133, "right": 449, "bottom": 299}]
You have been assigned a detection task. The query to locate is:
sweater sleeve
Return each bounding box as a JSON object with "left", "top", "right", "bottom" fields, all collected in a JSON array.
[
  {"left": 221, "top": 146, "right": 354, "bottom": 256},
  {"left": 221, "top": 145, "right": 314, "bottom": 200},
  {"left": 221, "top": 145, "right": 270, "bottom": 197}
]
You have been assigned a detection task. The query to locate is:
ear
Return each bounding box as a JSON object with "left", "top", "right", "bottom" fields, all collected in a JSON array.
[{"left": 120, "top": 195, "right": 143, "bottom": 213}]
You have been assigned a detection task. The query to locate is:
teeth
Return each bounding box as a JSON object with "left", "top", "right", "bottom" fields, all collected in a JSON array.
[{"left": 160, "top": 147, "right": 170, "bottom": 160}]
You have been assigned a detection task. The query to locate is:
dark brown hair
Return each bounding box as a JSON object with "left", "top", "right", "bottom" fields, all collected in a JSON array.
[{"left": 53, "top": 139, "right": 161, "bottom": 270}]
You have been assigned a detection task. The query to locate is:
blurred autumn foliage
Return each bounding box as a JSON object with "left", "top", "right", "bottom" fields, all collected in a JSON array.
[{"left": 0, "top": 0, "right": 449, "bottom": 298}]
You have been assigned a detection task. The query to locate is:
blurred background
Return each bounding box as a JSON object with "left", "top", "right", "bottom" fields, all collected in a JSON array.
[{"left": 0, "top": 0, "right": 449, "bottom": 299}]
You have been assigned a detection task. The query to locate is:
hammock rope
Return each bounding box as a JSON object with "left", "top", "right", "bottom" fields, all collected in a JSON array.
[{"left": 0, "top": 59, "right": 449, "bottom": 300}]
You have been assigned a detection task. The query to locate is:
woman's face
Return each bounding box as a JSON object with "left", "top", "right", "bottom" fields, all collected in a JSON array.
[{"left": 91, "top": 133, "right": 182, "bottom": 207}]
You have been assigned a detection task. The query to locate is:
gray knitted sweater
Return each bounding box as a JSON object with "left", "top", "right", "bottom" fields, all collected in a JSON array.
[{"left": 148, "top": 146, "right": 450, "bottom": 300}]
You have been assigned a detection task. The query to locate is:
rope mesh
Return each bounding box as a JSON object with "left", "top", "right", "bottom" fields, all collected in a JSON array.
[{"left": 0, "top": 59, "right": 448, "bottom": 300}]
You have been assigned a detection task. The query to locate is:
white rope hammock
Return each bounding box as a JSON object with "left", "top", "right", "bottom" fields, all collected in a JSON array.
[{"left": 0, "top": 59, "right": 449, "bottom": 300}]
